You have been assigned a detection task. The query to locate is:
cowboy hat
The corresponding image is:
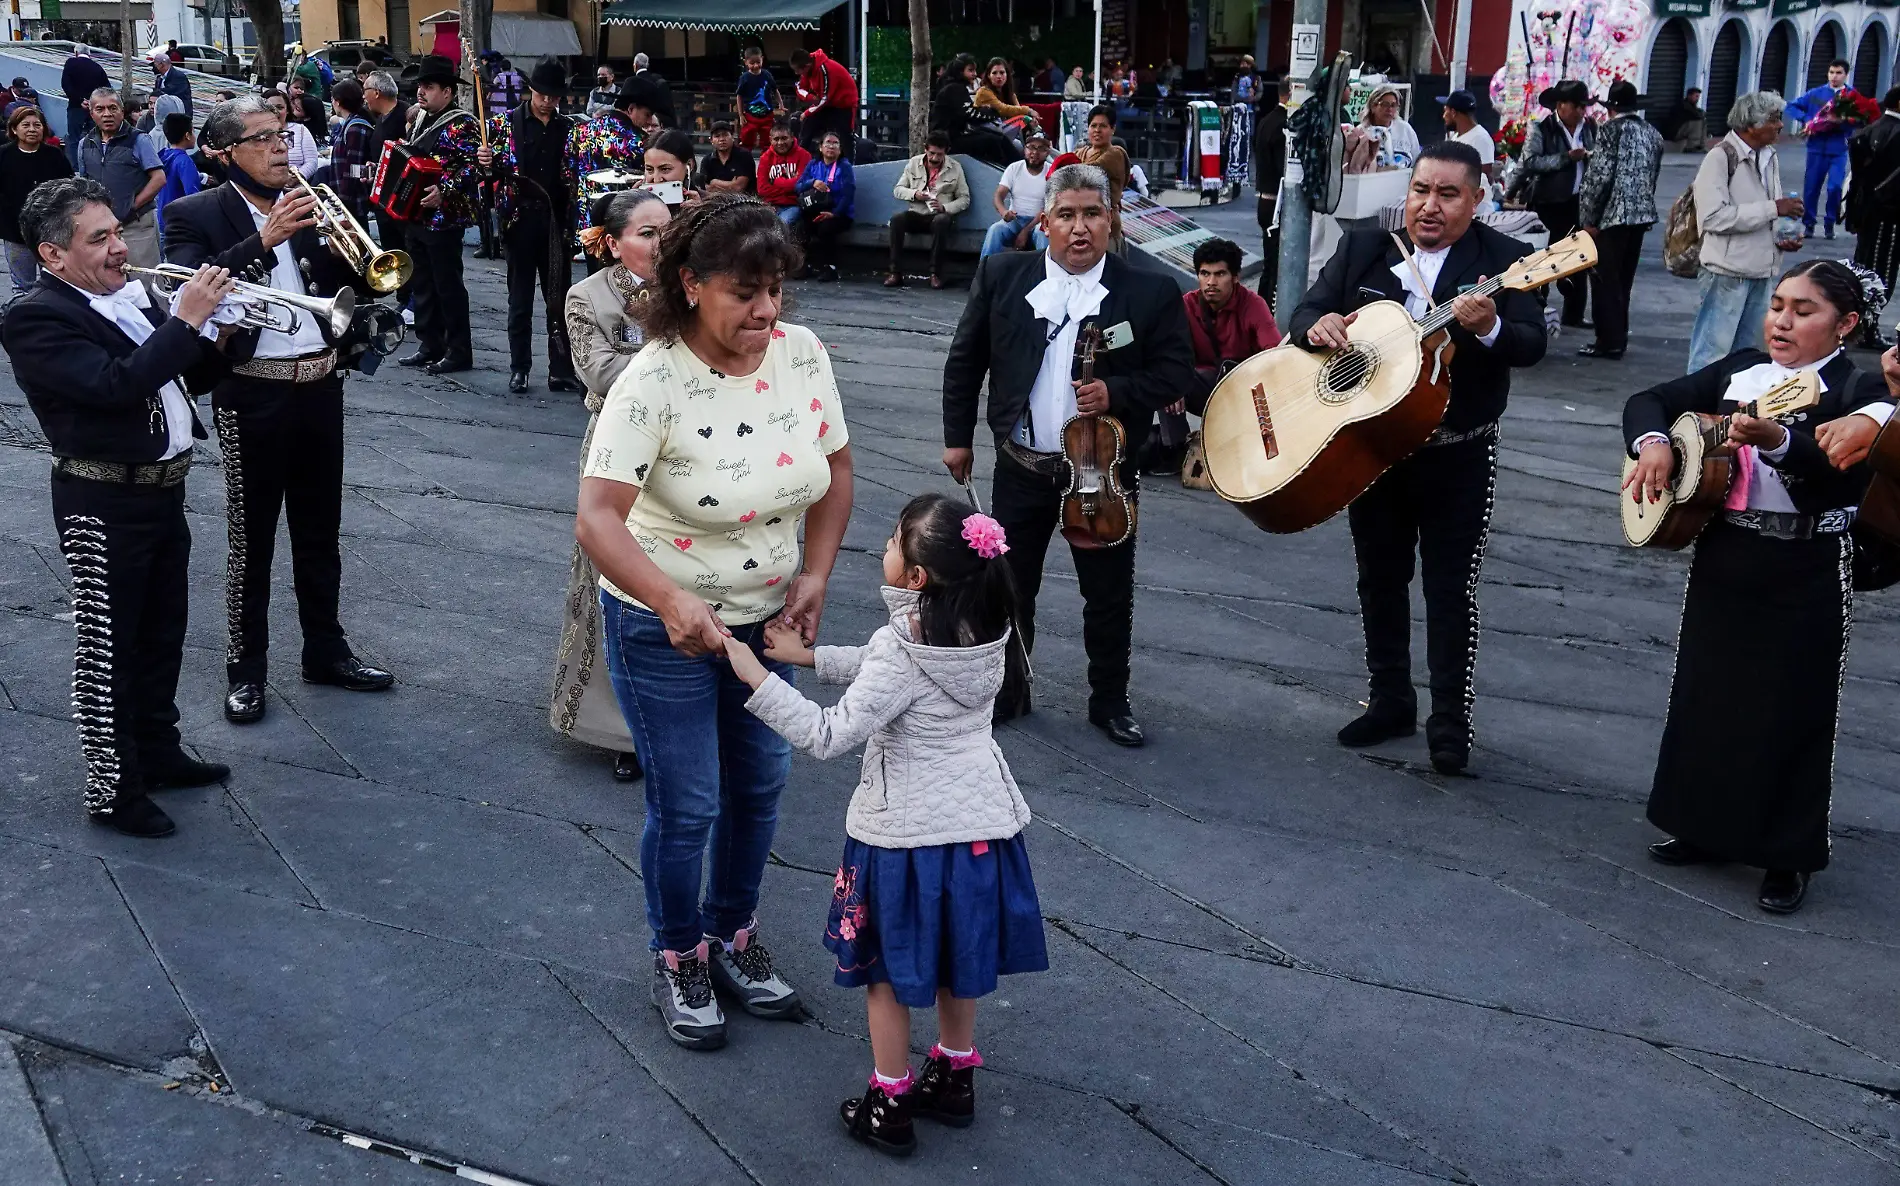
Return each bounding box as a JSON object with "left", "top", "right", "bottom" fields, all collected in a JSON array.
[
  {"left": 415, "top": 55, "right": 459, "bottom": 88},
  {"left": 529, "top": 61, "right": 567, "bottom": 97},
  {"left": 1539, "top": 79, "right": 1590, "bottom": 108},
  {"left": 1605, "top": 79, "right": 1646, "bottom": 112}
]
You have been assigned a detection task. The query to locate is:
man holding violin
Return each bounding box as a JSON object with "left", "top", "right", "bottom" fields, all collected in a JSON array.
[
  {"left": 1290, "top": 139, "right": 1547, "bottom": 775},
  {"left": 942, "top": 163, "right": 1195, "bottom": 747},
  {"left": 164, "top": 95, "right": 393, "bottom": 726}
]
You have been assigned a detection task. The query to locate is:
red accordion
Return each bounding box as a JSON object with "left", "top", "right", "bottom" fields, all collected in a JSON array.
[{"left": 370, "top": 141, "right": 443, "bottom": 222}]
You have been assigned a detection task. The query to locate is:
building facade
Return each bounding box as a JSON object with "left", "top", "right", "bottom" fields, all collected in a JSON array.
[{"left": 1640, "top": 4, "right": 1900, "bottom": 125}]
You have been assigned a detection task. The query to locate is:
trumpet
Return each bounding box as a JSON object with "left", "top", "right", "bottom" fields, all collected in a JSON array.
[
  {"left": 123, "top": 264, "right": 356, "bottom": 343},
  {"left": 290, "top": 167, "right": 414, "bottom": 294}
]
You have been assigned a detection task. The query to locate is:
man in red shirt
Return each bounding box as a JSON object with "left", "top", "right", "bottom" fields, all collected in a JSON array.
[
  {"left": 791, "top": 48, "right": 857, "bottom": 156},
  {"left": 755, "top": 119, "right": 812, "bottom": 227},
  {"left": 1149, "top": 237, "right": 1281, "bottom": 474}
]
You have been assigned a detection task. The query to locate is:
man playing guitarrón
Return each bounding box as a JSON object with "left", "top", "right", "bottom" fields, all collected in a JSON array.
[
  {"left": 1290, "top": 140, "right": 1548, "bottom": 773},
  {"left": 942, "top": 164, "right": 1195, "bottom": 747}
]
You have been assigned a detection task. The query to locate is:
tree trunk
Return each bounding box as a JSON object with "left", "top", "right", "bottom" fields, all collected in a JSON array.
[
  {"left": 907, "top": 0, "right": 931, "bottom": 154},
  {"left": 247, "top": 0, "right": 286, "bottom": 85}
]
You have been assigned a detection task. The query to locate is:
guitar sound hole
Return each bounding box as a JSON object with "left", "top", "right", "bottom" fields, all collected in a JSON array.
[{"left": 1317, "top": 345, "right": 1378, "bottom": 406}]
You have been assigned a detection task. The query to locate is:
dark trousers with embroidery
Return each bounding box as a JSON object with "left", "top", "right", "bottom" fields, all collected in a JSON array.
[
  {"left": 1589, "top": 224, "right": 1646, "bottom": 353},
  {"left": 504, "top": 206, "right": 575, "bottom": 379},
  {"left": 1346, "top": 433, "right": 1497, "bottom": 742},
  {"left": 405, "top": 223, "right": 473, "bottom": 363},
  {"left": 212, "top": 374, "right": 351, "bottom": 686},
  {"left": 989, "top": 449, "right": 1138, "bottom": 720},
  {"left": 51, "top": 472, "right": 190, "bottom": 814}
]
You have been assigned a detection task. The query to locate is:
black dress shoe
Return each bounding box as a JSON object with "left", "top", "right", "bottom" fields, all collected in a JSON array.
[
  {"left": 547, "top": 376, "right": 581, "bottom": 393},
  {"left": 1090, "top": 713, "right": 1145, "bottom": 747},
  {"left": 1429, "top": 744, "right": 1469, "bottom": 776},
  {"left": 145, "top": 753, "right": 230, "bottom": 789},
  {"left": 1337, "top": 707, "right": 1416, "bottom": 747},
  {"left": 1647, "top": 838, "right": 1716, "bottom": 866},
  {"left": 1758, "top": 870, "right": 1811, "bottom": 914},
  {"left": 1561, "top": 317, "right": 1593, "bottom": 330},
  {"left": 425, "top": 356, "right": 473, "bottom": 375},
  {"left": 90, "top": 795, "right": 175, "bottom": 838},
  {"left": 614, "top": 751, "right": 642, "bottom": 781},
  {"left": 1576, "top": 342, "right": 1625, "bottom": 359},
  {"left": 302, "top": 656, "right": 395, "bottom": 692},
  {"left": 508, "top": 371, "right": 529, "bottom": 392},
  {"left": 224, "top": 682, "right": 266, "bottom": 724},
  {"left": 398, "top": 350, "right": 440, "bottom": 369}
]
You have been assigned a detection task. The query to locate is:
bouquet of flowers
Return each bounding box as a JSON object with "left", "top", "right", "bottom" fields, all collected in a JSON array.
[
  {"left": 1805, "top": 88, "right": 1880, "bottom": 137},
  {"left": 1496, "top": 118, "right": 1531, "bottom": 160}
]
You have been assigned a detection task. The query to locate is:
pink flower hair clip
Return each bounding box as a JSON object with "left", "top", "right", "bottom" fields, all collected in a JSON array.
[{"left": 962, "top": 513, "right": 1009, "bottom": 559}]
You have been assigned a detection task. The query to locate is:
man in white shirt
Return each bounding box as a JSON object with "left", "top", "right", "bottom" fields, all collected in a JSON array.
[
  {"left": 942, "top": 163, "right": 1198, "bottom": 747},
  {"left": 164, "top": 95, "right": 395, "bottom": 727},
  {"left": 1439, "top": 90, "right": 1498, "bottom": 211},
  {"left": 1, "top": 176, "right": 238, "bottom": 836},
  {"left": 980, "top": 129, "right": 1052, "bottom": 259}
]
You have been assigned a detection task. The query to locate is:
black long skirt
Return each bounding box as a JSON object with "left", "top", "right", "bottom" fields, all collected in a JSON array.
[{"left": 1646, "top": 520, "right": 1852, "bottom": 872}]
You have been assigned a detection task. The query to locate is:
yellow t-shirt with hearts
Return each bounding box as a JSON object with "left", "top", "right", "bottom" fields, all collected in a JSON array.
[{"left": 585, "top": 321, "right": 849, "bottom": 624}]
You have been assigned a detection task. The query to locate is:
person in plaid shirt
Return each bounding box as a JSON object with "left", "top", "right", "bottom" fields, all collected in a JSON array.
[{"left": 395, "top": 55, "right": 506, "bottom": 375}]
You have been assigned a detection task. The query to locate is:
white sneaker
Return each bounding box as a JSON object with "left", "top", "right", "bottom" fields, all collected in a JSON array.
[{"left": 706, "top": 919, "right": 802, "bottom": 1018}]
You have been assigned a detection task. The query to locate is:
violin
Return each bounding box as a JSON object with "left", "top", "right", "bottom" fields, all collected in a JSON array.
[{"left": 1059, "top": 325, "right": 1135, "bottom": 549}]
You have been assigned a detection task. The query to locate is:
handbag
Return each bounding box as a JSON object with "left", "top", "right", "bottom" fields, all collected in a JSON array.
[{"left": 800, "top": 161, "right": 839, "bottom": 212}]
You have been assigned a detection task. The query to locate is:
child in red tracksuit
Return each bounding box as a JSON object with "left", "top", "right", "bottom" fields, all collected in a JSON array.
[{"left": 755, "top": 120, "right": 811, "bottom": 228}]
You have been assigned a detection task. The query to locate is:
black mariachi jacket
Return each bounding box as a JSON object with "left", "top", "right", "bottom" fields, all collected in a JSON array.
[
  {"left": 160, "top": 181, "right": 360, "bottom": 364},
  {"left": 941, "top": 249, "right": 1198, "bottom": 475},
  {"left": 2, "top": 274, "right": 227, "bottom": 463},
  {"left": 1846, "top": 114, "right": 1900, "bottom": 231},
  {"left": 1287, "top": 223, "right": 1548, "bottom": 433},
  {"left": 1622, "top": 349, "right": 1894, "bottom": 515}
]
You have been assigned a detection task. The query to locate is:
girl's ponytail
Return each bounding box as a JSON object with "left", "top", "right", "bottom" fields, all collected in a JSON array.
[{"left": 896, "top": 493, "right": 1021, "bottom": 648}]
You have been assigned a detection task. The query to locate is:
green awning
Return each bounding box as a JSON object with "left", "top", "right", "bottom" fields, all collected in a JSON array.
[{"left": 600, "top": 0, "right": 843, "bottom": 31}]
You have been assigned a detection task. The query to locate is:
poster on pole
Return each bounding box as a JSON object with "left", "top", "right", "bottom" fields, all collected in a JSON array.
[{"left": 1289, "top": 22, "right": 1321, "bottom": 104}]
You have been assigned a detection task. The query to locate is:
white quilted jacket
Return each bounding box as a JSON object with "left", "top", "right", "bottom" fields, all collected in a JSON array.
[{"left": 744, "top": 586, "right": 1032, "bottom": 848}]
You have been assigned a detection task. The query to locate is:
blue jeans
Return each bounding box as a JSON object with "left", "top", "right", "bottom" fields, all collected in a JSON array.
[
  {"left": 980, "top": 214, "right": 1047, "bottom": 258},
  {"left": 1802, "top": 143, "right": 1847, "bottom": 232},
  {"left": 1687, "top": 269, "right": 1774, "bottom": 373},
  {"left": 4, "top": 240, "right": 37, "bottom": 297},
  {"left": 774, "top": 204, "right": 801, "bottom": 227},
  {"left": 601, "top": 593, "right": 795, "bottom": 954}
]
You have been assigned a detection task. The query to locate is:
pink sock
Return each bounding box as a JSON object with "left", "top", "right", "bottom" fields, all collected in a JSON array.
[
  {"left": 872, "top": 1068, "right": 913, "bottom": 1095},
  {"left": 930, "top": 1043, "right": 983, "bottom": 1070}
]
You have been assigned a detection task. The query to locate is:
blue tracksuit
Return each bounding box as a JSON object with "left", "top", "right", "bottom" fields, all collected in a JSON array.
[{"left": 1785, "top": 82, "right": 1851, "bottom": 232}]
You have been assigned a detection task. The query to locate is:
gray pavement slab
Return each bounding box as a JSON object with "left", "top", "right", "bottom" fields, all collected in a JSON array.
[{"left": 0, "top": 1041, "right": 62, "bottom": 1186}]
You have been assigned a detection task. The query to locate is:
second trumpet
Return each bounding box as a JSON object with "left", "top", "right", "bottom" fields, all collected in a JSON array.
[
  {"left": 291, "top": 167, "right": 414, "bottom": 294},
  {"left": 124, "top": 264, "right": 356, "bottom": 342}
]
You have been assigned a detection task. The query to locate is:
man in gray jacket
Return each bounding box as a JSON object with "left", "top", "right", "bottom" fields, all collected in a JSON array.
[
  {"left": 1578, "top": 80, "right": 1664, "bottom": 360},
  {"left": 1520, "top": 80, "right": 1595, "bottom": 327},
  {"left": 1686, "top": 91, "right": 1805, "bottom": 371}
]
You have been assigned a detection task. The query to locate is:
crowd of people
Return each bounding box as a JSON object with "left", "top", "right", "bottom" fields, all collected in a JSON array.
[{"left": 11, "top": 35, "right": 1900, "bottom": 1164}]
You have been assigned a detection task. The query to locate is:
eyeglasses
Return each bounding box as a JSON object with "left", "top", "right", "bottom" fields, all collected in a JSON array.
[{"left": 230, "top": 129, "right": 292, "bottom": 148}]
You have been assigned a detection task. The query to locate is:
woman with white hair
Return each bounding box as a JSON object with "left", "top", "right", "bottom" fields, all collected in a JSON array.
[
  {"left": 1686, "top": 90, "right": 1808, "bottom": 371},
  {"left": 1355, "top": 84, "right": 1419, "bottom": 168}
]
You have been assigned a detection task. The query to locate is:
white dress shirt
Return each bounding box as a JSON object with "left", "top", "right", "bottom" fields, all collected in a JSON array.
[
  {"left": 1559, "top": 118, "right": 1586, "bottom": 194},
  {"left": 64, "top": 277, "right": 195, "bottom": 460},
  {"left": 245, "top": 201, "right": 331, "bottom": 359},
  {"left": 1390, "top": 244, "right": 1502, "bottom": 347},
  {"left": 1014, "top": 253, "right": 1108, "bottom": 452},
  {"left": 1630, "top": 351, "right": 1896, "bottom": 511}
]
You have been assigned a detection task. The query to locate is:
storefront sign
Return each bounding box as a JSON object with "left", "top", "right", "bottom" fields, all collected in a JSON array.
[
  {"left": 1656, "top": 0, "right": 1710, "bottom": 14},
  {"left": 1770, "top": 0, "right": 1817, "bottom": 14}
]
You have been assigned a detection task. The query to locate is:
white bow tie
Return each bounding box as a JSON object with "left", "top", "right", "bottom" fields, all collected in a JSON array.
[{"left": 1026, "top": 269, "right": 1105, "bottom": 327}]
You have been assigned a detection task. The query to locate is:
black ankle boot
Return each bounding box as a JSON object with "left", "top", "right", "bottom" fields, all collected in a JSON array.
[
  {"left": 1425, "top": 714, "right": 1471, "bottom": 775},
  {"left": 911, "top": 1052, "right": 976, "bottom": 1127},
  {"left": 840, "top": 1081, "right": 916, "bottom": 1155},
  {"left": 1337, "top": 703, "right": 1415, "bottom": 747}
]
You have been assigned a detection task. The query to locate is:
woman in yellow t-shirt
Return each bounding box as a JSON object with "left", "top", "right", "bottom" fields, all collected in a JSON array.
[{"left": 576, "top": 194, "right": 854, "bottom": 1050}]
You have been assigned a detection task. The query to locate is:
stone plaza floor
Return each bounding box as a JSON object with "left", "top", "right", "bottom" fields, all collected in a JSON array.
[{"left": 2, "top": 150, "right": 1898, "bottom": 1184}]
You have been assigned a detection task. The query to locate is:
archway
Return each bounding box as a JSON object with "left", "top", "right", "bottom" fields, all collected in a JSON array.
[
  {"left": 1807, "top": 18, "right": 1846, "bottom": 90},
  {"left": 1855, "top": 20, "right": 1890, "bottom": 97},
  {"left": 1645, "top": 17, "right": 1697, "bottom": 124},
  {"left": 1762, "top": 20, "right": 1796, "bottom": 98},
  {"left": 1706, "top": 19, "right": 1749, "bottom": 132}
]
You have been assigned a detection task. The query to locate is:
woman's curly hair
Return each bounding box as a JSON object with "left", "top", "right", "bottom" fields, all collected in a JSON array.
[{"left": 634, "top": 193, "right": 804, "bottom": 344}]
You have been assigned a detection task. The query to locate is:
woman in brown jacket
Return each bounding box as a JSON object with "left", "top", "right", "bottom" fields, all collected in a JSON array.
[{"left": 973, "top": 57, "right": 1038, "bottom": 144}]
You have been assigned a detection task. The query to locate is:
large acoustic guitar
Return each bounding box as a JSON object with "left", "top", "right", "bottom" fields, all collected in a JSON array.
[
  {"left": 1617, "top": 370, "right": 1821, "bottom": 549},
  {"left": 1200, "top": 230, "right": 1599, "bottom": 533}
]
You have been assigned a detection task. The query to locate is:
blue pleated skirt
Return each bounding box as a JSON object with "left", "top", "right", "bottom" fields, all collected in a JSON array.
[{"left": 824, "top": 834, "right": 1048, "bottom": 1008}]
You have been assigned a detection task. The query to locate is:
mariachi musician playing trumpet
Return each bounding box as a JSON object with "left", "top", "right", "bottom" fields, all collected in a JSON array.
[
  {"left": 164, "top": 94, "right": 395, "bottom": 727},
  {"left": 1289, "top": 139, "right": 1547, "bottom": 776}
]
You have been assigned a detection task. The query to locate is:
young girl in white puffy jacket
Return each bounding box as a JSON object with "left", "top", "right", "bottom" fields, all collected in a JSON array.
[{"left": 723, "top": 491, "right": 1046, "bottom": 1157}]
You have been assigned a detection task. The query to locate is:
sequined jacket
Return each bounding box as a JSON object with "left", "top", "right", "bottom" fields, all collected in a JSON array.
[
  {"left": 564, "top": 110, "right": 645, "bottom": 230},
  {"left": 564, "top": 263, "right": 645, "bottom": 410},
  {"left": 1579, "top": 112, "right": 1664, "bottom": 230},
  {"left": 404, "top": 105, "right": 498, "bottom": 232}
]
